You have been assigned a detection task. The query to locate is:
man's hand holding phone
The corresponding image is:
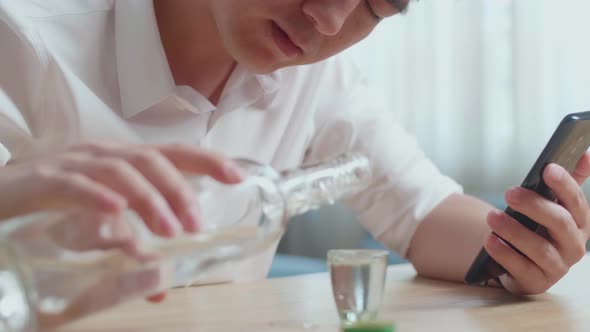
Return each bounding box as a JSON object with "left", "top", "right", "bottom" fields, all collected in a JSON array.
[
  {"left": 484, "top": 153, "right": 590, "bottom": 294},
  {"left": 464, "top": 111, "right": 590, "bottom": 294}
]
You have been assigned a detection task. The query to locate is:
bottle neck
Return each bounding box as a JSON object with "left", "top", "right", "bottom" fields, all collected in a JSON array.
[{"left": 276, "top": 153, "right": 372, "bottom": 219}]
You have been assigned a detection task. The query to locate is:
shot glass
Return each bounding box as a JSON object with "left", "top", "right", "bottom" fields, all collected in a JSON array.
[{"left": 327, "top": 249, "right": 388, "bottom": 323}]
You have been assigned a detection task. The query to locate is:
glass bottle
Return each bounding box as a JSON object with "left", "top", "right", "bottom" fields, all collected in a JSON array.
[{"left": 0, "top": 153, "right": 372, "bottom": 331}]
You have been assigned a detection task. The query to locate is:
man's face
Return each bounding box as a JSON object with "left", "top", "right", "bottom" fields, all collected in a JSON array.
[{"left": 209, "top": 0, "right": 408, "bottom": 73}]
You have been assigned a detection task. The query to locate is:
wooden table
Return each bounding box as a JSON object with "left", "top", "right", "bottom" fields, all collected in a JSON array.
[{"left": 59, "top": 255, "right": 590, "bottom": 332}]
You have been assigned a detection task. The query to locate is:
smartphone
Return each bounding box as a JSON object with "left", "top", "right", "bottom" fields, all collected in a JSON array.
[{"left": 464, "top": 110, "right": 590, "bottom": 286}]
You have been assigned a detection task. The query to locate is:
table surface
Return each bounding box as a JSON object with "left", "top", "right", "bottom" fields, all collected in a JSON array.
[{"left": 58, "top": 255, "right": 590, "bottom": 332}]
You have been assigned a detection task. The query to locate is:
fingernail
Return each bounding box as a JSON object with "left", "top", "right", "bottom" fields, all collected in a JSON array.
[
  {"left": 505, "top": 187, "right": 520, "bottom": 203},
  {"left": 223, "top": 163, "right": 244, "bottom": 182},
  {"left": 103, "top": 195, "right": 127, "bottom": 212},
  {"left": 489, "top": 209, "right": 503, "bottom": 218},
  {"left": 487, "top": 210, "right": 503, "bottom": 228},
  {"left": 182, "top": 204, "right": 201, "bottom": 233},
  {"left": 156, "top": 217, "right": 175, "bottom": 237},
  {"left": 155, "top": 201, "right": 182, "bottom": 237},
  {"left": 546, "top": 164, "right": 562, "bottom": 181}
]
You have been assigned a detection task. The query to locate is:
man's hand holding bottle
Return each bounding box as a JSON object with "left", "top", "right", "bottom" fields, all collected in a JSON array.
[{"left": 0, "top": 142, "right": 244, "bottom": 304}]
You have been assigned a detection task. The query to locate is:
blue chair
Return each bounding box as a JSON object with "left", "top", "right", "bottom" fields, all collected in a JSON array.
[{"left": 268, "top": 254, "right": 327, "bottom": 278}]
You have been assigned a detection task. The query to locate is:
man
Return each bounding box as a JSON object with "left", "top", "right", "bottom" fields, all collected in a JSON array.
[{"left": 0, "top": 0, "right": 588, "bottom": 296}]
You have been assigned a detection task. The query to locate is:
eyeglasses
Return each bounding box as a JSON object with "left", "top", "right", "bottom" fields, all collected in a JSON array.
[{"left": 387, "top": 0, "right": 419, "bottom": 15}]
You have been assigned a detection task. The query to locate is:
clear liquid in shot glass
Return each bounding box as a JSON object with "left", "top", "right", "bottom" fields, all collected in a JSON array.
[{"left": 328, "top": 250, "right": 388, "bottom": 323}]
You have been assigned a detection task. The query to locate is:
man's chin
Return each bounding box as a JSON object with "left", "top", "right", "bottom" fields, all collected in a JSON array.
[{"left": 230, "top": 38, "right": 301, "bottom": 74}]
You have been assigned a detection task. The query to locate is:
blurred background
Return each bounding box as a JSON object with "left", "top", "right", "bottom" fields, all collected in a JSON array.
[{"left": 270, "top": 0, "right": 590, "bottom": 277}]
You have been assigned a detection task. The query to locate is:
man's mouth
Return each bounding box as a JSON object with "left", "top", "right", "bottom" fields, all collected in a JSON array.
[{"left": 271, "top": 21, "right": 303, "bottom": 59}]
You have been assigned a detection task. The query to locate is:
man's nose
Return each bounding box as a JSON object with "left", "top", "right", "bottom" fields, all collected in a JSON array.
[{"left": 302, "top": 0, "right": 359, "bottom": 36}]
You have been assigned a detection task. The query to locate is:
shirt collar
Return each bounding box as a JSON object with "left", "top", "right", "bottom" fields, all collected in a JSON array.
[
  {"left": 114, "top": 0, "right": 175, "bottom": 119},
  {"left": 216, "top": 66, "right": 281, "bottom": 111}
]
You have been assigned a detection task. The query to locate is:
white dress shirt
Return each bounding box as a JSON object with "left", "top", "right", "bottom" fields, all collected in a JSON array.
[{"left": 0, "top": 0, "right": 462, "bottom": 283}]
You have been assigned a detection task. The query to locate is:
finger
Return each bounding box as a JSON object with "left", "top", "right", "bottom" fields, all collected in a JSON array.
[
  {"left": 147, "top": 293, "right": 166, "bottom": 303},
  {"left": 487, "top": 210, "right": 568, "bottom": 276},
  {"left": 483, "top": 233, "right": 548, "bottom": 294},
  {"left": 156, "top": 144, "right": 244, "bottom": 183},
  {"left": 61, "top": 155, "right": 182, "bottom": 237},
  {"left": 73, "top": 142, "right": 243, "bottom": 183},
  {"left": 543, "top": 163, "right": 590, "bottom": 230},
  {"left": 504, "top": 187, "right": 583, "bottom": 262},
  {"left": 69, "top": 141, "right": 121, "bottom": 155},
  {"left": 31, "top": 169, "right": 126, "bottom": 214},
  {"left": 571, "top": 151, "right": 590, "bottom": 186},
  {"left": 116, "top": 148, "right": 200, "bottom": 233}
]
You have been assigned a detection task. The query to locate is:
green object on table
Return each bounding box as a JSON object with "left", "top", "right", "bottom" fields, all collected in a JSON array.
[{"left": 341, "top": 321, "right": 395, "bottom": 332}]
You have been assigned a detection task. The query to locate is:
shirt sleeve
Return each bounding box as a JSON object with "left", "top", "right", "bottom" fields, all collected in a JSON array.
[
  {"left": 0, "top": 87, "right": 32, "bottom": 166},
  {"left": 0, "top": 5, "right": 48, "bottom": 165},
  {"left": 305, "top": 58, "right": 463, "bottom": 258}
]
